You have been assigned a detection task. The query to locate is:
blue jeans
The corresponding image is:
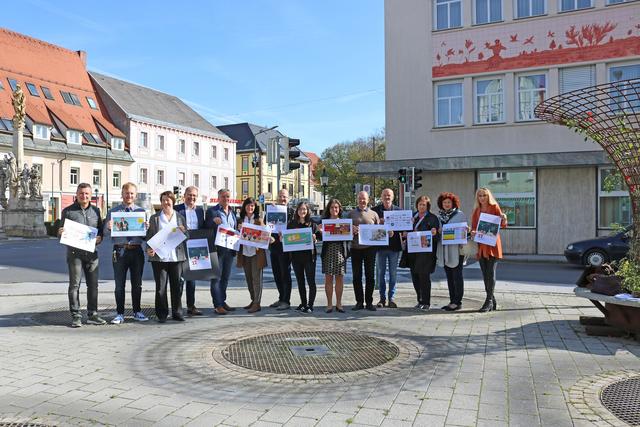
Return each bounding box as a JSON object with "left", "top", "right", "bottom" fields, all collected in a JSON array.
[
  {"left": 376, "top": 250, "right": 400, "bottom": 302},
  {"left": 210, "top": 248, "right": 235, "bottom": 308}
]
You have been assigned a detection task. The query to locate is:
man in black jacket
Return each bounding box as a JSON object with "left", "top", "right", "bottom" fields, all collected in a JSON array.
[
  {"left": 372, "top": 188, "right": 403, "bottom": 308},
  {"left": 268, "top": 189, "right": 295, "bottom": 310}
]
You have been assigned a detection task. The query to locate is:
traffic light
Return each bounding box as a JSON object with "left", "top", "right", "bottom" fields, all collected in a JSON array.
[
  {"left": 398, "top": 168, "right": 407, "bottom": 184},
  {"left": 173, "top": 186, "right": 180, "bottom": 197},
  {"left": 283, "top": 137, "right": 301, "bottom": 173},
  {"left": 412, "top": 168, "right": 423, "bottom": 191}
]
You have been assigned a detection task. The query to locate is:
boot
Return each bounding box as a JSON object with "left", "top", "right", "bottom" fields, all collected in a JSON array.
[
  {"left": 479, "top": 298, "right": 493, "bottom": 313},
  {"left": 247, "top": 303, "right": 261, "bottom": 313},
  {"left": 492, "top": 296, "right": 497, "bottom": 311}
]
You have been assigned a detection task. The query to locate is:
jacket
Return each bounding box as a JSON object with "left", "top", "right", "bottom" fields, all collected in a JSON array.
[
  {"left": 145, "top": 211, "right": 188, "bottom": 262},
  {"left": 61, "top": 202, "right": 103, "bottom": 256},
  {"left": 436, "top": 209, "right": 468, "bottom": 268},
  {"left": 175, "top": 203, "right": 205, "bottom": 230},
  {"left": 471, "top": 204, "right": 507, "bottom": 259},
  {"left": 407, "top": 211, "right": 440, "bottom": 273},
  {"left": 205, "top": 204, "right": 238, "bottom": 253}
]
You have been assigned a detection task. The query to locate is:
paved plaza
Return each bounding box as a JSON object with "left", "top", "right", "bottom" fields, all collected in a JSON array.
[{"left": 0, "top": 278, "right": 639, "bottom": 427}]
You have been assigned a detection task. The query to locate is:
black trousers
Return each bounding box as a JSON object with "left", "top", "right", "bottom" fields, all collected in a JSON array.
[
  {"left": 444, "top": 255, "right": 465, "bottom": 306},
  {"left": 113, "top": 247, "right": 145, "bottom": 314},
  {"left": 292, "top": 259, "right": 316, "bottom": 308},
  {"left": 351, "top": 247, "right": 376, "bottom": 305},
  {"left": 151, "top": 261, "right": 183, "bottom": 320},
  {"left": 478, "top": 257, "right": 498, "bottom": 301},
  {"left": 270, "top": 243, "right": 292, "bottom": 304},
  {"left": 410, "top": 253, "right": 435, "bottom": 306},
  {"left": 185, "top": 280, "right": 196, "bottom": 308}
]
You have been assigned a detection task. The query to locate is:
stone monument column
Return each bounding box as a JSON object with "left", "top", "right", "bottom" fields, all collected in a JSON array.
[{"left": 11, "top": 83, "right": 25, "bottom": 175}]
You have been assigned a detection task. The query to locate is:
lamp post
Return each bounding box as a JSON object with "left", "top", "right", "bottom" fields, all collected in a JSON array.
[
  {"left": 320, "top": 167, "right": 328, "bottom": 213},
  {"left": 252, "top": 125, "right": 278, "bottom": 200},
  {"left": 50, "top": 161, "right": 55, "bottom": 221},
  {"left": 94, "top": 188, "right": 99, "bottom": 207}
]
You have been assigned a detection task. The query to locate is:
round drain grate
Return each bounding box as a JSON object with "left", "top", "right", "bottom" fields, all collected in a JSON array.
[
  {"left": 600, "top": 377, "right": 640, "bottom": 426},
  {"left": 222, "top": 330, "right": 399, "bottom": 375}
]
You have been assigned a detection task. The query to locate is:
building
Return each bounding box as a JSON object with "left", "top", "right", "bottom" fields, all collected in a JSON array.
[
  {"left": 0, "top": 28, "right": 134, "bottom": 220},
  {"left": 216, "top": 123, "right": 311, "bottom": 205},
  {"left": 90, "top": 72, "right": 236, "bottom": 209},
  {"left": 361, "top": 0, "right": 640, "bottom": 255},
  {"left": 304, "top": 151, "right": 325, "bottom": 214}
]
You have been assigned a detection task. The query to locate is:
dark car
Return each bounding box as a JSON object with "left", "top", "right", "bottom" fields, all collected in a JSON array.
[
  {"left": 564, "top": 225, "right": 633, "bottom": 266},
  {"left": 310, "top": 215, "right": 322, "bottom": 225}
]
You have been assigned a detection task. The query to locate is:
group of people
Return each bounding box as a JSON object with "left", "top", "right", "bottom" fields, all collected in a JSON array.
[{"left": 59, "top": 181, "right": 507, "bottom": 327}]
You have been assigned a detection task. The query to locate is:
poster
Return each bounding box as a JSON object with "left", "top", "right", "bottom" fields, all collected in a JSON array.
[
  {"left": 214, "top": 225, "right": 241, "bottom": 251},
  {"left": 239, "top": 222, "right": 272, "bottom": 249},
  {"left": 407, "top": 231, "right": 433, "bottom": 253},
  {"left": 383, "top": 210, "right": 413, "bottom": 231},
  {"left": 358, "top": 224, "right": 389, "bottom": 246},
  {"left": 60, "top": 219, "right": 98, "bottom": 253},
  {"left": 111, "top": 211, "right": 146, "bottom": 237},
  {"left": 474, "top": 213, "right": 501, "bottom": 247},
  {"left": 282, "top": 227, "right": 314, "bottom": 252},
  {"left": 321, "top": 219, "right": 353, "bottom": 242},
  {"left": 182, "top": 229, "right": 219, "bottom": 281},
  {"left": 186, "top": 239, "right": 212, "bottom": 270},
  {"left": 266, "top": 205, "right": 287, "bottom": 233},
  {"left": 442, "top": 222, "right": 468, "bottom": 245},
  {"left": 147, "top": 226, "right": 187, "bottom": 260}
]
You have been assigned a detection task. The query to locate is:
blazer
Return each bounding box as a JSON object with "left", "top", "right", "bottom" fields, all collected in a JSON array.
[
  {"left": 471, "top": 204, "right": 507, "bottom": 259},
  {"left": 145, "top": 211, "right": 189, "bottom": 262},
  {"left": 175, "top": 203, "right": 205, "bottom": 230},
  {"left": 407, "top": 211, "right": 440, "bottom": 273},
  {"left": 436, "top": 209, "right": 468, "bottom": 268}
]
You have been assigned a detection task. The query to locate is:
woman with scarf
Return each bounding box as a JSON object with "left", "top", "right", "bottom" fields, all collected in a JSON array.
[{"left": 436, "top": 192, "right": 468, "bottom": 311}]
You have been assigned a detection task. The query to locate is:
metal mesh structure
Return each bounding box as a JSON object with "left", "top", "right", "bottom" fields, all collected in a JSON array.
[
  {"left": 600, "top": 377, "right": 640, "bottom": 426},
  {"left": 535, "top": 78, "right": 640, "bottom": 260}
]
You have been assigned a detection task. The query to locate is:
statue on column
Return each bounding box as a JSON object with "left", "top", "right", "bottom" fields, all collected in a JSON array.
[
  {"left": 29, "top": 164, "right": 42, "bottom": 200},
  {"left": 0, "top": 161, "right": 7, "bottom": 199},
  {"left": 6, "top": 153, "right": 18, "bottom": 199},
  {"left": 12, "top": 84, "right": 26, "bottom": 130},
  {"left": 19, "top": 163, "right": 29, "bottom": 198}
]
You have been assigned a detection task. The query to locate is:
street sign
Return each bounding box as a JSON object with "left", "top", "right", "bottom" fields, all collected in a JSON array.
[
  {"left": 363, "top": 184, "right": 371, "bottom": 194},
  {"left": 258, "top": 194, "right": 265, "bottom": 204}
]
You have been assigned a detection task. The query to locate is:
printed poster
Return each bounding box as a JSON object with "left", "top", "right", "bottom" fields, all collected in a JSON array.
[
  {"left": 407, "top": 231, "right": 433, "bottom": 253},
  {"left": 442, "top": 222, "right": 468, "bottom": 245},
  {"left": 111, "top": 211, "right": 146, "bottom": 237},
  {"left": 239, "top": 222, "right": 272, "bottom": 249},
  {"left": 266, "top": 205, "right": 287, "bottom": 233},
  {"left": 383, "top": 210, "right": 413, "bottom": 231},
  {"left": 186, "top": 239, "right": 212, "bottom": 270},
  {"left": 358, "top": 224, "right": 389, "bottom": 246},
  {"left": 147, "top": 226, "right": 187, "bottom": 260},
  {"left": 321, "top": 219, "right": 353, "bottom": 242},
  {"left": 182, "top": 229, "right": 220, "bottom": 281},
  {"left": 60, "top": 219, "right": 98, "bottom": 253},
  {"left": 214, "top": 225, "right": 241, "bottom": 251},
  {"left": 282, "top": 227, "right": 314, "bottom": 252},
  {"left": 474, "top": 213, "right": 501, "bottom": 247}
]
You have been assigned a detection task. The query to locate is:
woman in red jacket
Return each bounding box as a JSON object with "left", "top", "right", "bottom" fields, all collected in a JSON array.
[{"left": 470, "top": 187, "right": 508, "bottom": 313}]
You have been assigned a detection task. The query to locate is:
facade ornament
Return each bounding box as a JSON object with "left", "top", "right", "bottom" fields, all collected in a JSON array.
[{"left": 29, "top": 164, "right": 42, "bottom": 200}]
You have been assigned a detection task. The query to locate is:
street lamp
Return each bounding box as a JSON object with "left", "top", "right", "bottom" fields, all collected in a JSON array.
[
  {"left": 94, "top": 188, "right": 99, "bottom": 207},
  {"left": 252, "top": 125, "right": 278, "bottom": 200},
  {"left": 320, "top": 167, "right": 328, "bottom": 213}
]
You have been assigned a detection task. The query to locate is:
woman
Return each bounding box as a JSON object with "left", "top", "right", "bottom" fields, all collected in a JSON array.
[
  {"left": 320, "top": 198, "right": 348, "bottom": 313},
  {"left": 287, "top": 201, "right": 318, "bottom": 313},
  {"left": 436, "top": 192, "right": 467, "bottom": 311},
  {"left": 236, "top": 197, "right": 268, "bottom": 313},
  {"left": 407, "top": 195, "right": 440, "bottom": 310},
  {"left": 146, "top": 191, "right": 188, "bottom": 322},
  {"left": 470, "top": 187, "right": 508, "bottom": 312}
]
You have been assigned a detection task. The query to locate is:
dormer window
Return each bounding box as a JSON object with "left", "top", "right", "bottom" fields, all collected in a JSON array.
[
  {"left": 60, "top": 91, "right": 82, "bottom": 106},
  {"left": 7, "top": 78, "right": 18, "bottom": 91},
  {"left": 111, "top": 137, "right": 124, "bottom": 151},
  {"left": 34, "top": 124, "right": 51, "bottom": 141},
  {"left": 66, "top": 130, "right": 82, "bottom": 145},
  {"left": 26, "top": 83, "right": 39, "bottom": 97},
  {"left": 86, "top": 97, "right": 98, "bottom": 110},
  {"left": 41, "top": 86, "right": 54, "bottom": 100}
]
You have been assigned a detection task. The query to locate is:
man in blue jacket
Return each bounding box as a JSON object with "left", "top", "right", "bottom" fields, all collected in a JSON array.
[
  {"left": 372, "top": 188, "right": 403, "bottom": 308},
  {"left": 175, "top": 186, "right": 205, "bottom": 316}
]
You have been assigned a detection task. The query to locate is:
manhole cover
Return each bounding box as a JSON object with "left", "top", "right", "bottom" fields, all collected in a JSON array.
[
  {"left": 221, "top": 331, "right": 399, "bottom": 375},
  {"left": 600, "top": 377, "right": 640, "bottom": 426}
]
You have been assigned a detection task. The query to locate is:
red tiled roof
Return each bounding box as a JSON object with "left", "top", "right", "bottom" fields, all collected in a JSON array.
[{"left": 304, "top": 151, "right": 321, "bottom": 174}]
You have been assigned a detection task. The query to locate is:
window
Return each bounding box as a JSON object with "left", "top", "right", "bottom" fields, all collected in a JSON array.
[
  {"left": 7, "top": 78, "right": 18, "bottom": 91},
  {"left": 211, "top": 145, "right": 217, "bottom": 159},
  {"left": 113, "top": 171, "right": 121, "bottom": 188},
  {"left": 301, "top": 184, "right": 305, "bottom": 195},
  {"left": 475, "top": 0, "right": 502, "bottom": 24},
  {"left": 301, "top": 164, "right": 305, "bottom": 176},
  {"left": 478, "top": 170, "right": 536, "bottom": 227},
  {"left": 242, "top": 156, "right": 249, "bottom": 172},
  {"left": 157, "top": 135, "right": 165, "bottom": 151},
  {"left": 434, "top": 0, "right": 462, "bottom": 30},
  {"left": 224, "top": 177, "right": 229, "bottom": 189},
  {"left": 289, "top": 184, "right": 294, "bottom": 195},
  {"left": 435, "top": 82, "right": 463, "bottom": 126},
  {"left": 0, "top": 80, "right": 4, "bottom": 90},
  {"left": 179, "top": 139, "right": 186, "bottom": 155},
  {"left": 475, "top": 78, "right": 504, "bottom": 124},
  {"left": 516, "top": 0, "right": 546, "bottom": 17},
  {"left": 268, "top": 181, "right": 273, "bottom": 194},
  {"left": 66, "top": 129, "right": 82, "bottom": 144},
  {"left": 178, "top": 171, "right": 186, "bottom": 187},
  {"left": 607, "top": 0, "right": 632, "bottom": 3},
  {"left": 242, "top": 180, "right": 249, "bottom": 195},
  {"left": 60, "top": 91, "right": 81, "bottom": 106},
  {"left": 599, "top": 168, "right": 631, "bottom": 228},
  {"left": 140, "top": 131, "right": 148, "bottom": 148},
  {"left": 517, "top": 74, "right": 546, "bottom": 121},
  {"left": 25, "top": 83, "right": 39, "bottom": 97},
  {"left": 69, "top": 93, "right": 81, "bottom": 106},
  {"left": 139, "top": 168, "right": 148, "bottom": 184},
  {"left": 559, "top": 66, "right": 596, "bottom": 94},
  {"left": 33, "top": 124, "right": 51, "bottom": 140},
  {"left": 111, "top": 137, "right": 124, "bottom": 150},
  {"left": 193, "top": 141, "right": 200, "bottom": 157},
  {"left": 70, "top": 167, "right": 79, "bottom": 185},
  {"left": 211, "top": 175, "right": 217, "bottom": 189},
  {"left": 157, "top": 170, "right": 165, "bottom": 185},
  {"left": 224, "top": 148, "right": 229, "bottom": 161},
  {"left": 609, "top": 64, "right": 640, "bottom": 113},
  {"left": 92, "top": 169, "right": 102, "bottom": 187},
  {"left": 560, "top": 0, "right": 592, "bottom": 11},
  {"left": 41, "top": 86, "right": 54, "bottom": 100},
  {"left": 86, "top": 97, "right": 98, "bottom": 110},
  {"left": 193, "top": 173, "right": 200, "bottom": 188}
]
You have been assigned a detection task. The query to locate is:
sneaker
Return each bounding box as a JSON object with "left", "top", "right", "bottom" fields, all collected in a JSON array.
[
  {"left": 71, "top": 316, "right": 82, "bottom": 328},
  {"left": 87, "top": 314, "right": 107, "bottom": 325},
  {"left": 366, "top": 304, "right": 377, "bottom": 311},
  {"left": 302, "top": 306, "right": 313, "bottom": 314},
  {"left": 133, "top": 312, "right": 149, "bottom": 322},
  {"left": 414, "top": 303, "right": 422, "bottom": 309},
  {"left": 420, "top": 304, "right": 430, "bottom": 311},
  {"left": 111, "top": 314, "right": 125, "bottom": 324},
  {"left": 376, "top": 299, "right": 386, "bottom": 308},
  {"left": 277, "top": 303, "right": 291, "bottom": 311},
  {"left": 269, "top": 300, "right": 281, "bottom": 308},
  {"left": 295, "top": 304, "right": 305, "bottom": 311}
]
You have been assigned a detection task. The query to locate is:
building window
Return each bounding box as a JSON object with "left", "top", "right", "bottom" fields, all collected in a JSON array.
[
  {"left": 25, "top": 83, "right": 39, "bottom": 97},
  {"left": 434, "top": 0, "right": 462, "bottom": 30},
  {"left": 179, "top": 139, "right": 186, "bottom": 155},
  {"left": 478, "top": 170, "right": 536, "bottom": 227},
  {"left": 301, "top": 184, "right": 305, "bottom": 195},
  {"left": 242, "top": 180, "right": 249, "bottom": 195},
  {"left": 66, "top": 129, "right": 81, "bottom": 145},
  {"left": 193, "top": 173, "right": 200, "bottom": 188},
  {"left": 435, "top": 82, "right": 463, "bottom": 127},
  {"left": 301, "top": 164, "right": 305, "bottom": 176},
  {"left": 113, "top": 171, "right": 121, "bottom": 188},
  {"left": 69, "top": 93, "right": 81, "bottom": 106},
  {"left": 157, "top": 170, "right": 165, "bottom": 185},
  {"left": 609, "top": 63, "right": 640, "bottom": 113},
  {"left": 268, "top": 181, "right": 273, "bottom": 194},
  {"left": 599, "top": 168, "right": 631, "bottom": 228},
  {"left": 111, "top": 137, "right": 124, "bottom": 151},
  {"left": 140, "top": 131, "right": 148, "bottom": 148},
  {"left": 34, "top": 124, "right": 51, "bottom": 140},
  {"left": 157, "top": 135, "right": 165, "bottom": 151},
  {"left": 475, "top": 78, "right": 504, "bottom": 124},
  {"left": 178, "top": 172, "right": 186, "bottom": 187},
  {"left": 560, "top": 0, "right": 592, "bottom": 11},
  {"left": 70, "top": 167, "right": 79, "bottom": 185},
  {"left": 7, "top": 78, "right": 18, "bottom": 91},
  {"left": 193, "top": 141, "right": 200, "bottom": 157},
  {"left": 60, "top": 91, "right": 81, "bottom": 106},
  {"left": 41, "top": 86, "right": 54, "bottom": 100},
  {"left": 289, "top": 184, "right": 294, "bottom": 195},
  {"left": 92, "top": 169, "right": 101, "bottom": 187},
  {"left": 607, "top": 0, "right": 631, "bottom": 3},
  {"left": 224, "top": 177, "right": 229, "bottom": 189},
  {"left": 86, "top": 97, "right": 98, "bottom": 109},
  {"left": 224, "top": 148, "right": 229, "bottom": 161},
  {"left": 515, "top": 0, "right": 546, "bottom": 17},
  {"left": 559, "top": 66, "right": 596, "bottom": 94},
  {"left": 517, "top": 74, "right": 546, "bottom": 121},
  {"left": 139, "top": 168, "right": 148, "bottom": 184},
  {"left": 211, "top": 145, "right": 217, "bottom": 159},
  {"left": 211, "top": 175, "right": 217, "bottom": 189},
  {"left": 242, "top": 156, "right": 249, "bottom": 172},
  {"left": 475, "top": 0, "right": 502, "bottom": 24}
]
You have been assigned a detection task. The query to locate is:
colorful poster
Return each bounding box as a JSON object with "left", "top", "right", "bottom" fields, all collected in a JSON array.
[
  {"left": 60, "top": 219, "right": 98, "bottom": 253},
  {"left": 358, "top": 224, "right": 389, "bottom": 246},
  {"left": 383, "top": 210, "right": 413, "bottom": 231},
  {"left": 407, "top": 231, "right": 433, "bottom": 253},
  {"left": 474, "top": 213, "right": 501, "bottom": 247},
  {"left": 147, "top": 226, "right": 187, "bottom": 260},
  {"left": 442, "top": 222, "right": 468, "bottom": 245},
  {"left": 239, "top": 222, "right": 272, "bottom": 249},
  {"left": 186, "top": 239, "right": 212, "bottom": 270},
  {"left": 214, "top": 225, "right": 241, "bottom": 251},
  {"left": 266, "top": 205, "right": 287, "bottom": 233},
  {"left": 282, "top": 227, "right": 314, "bottom": 252},
  {"left": 111, "top": 211, "right": 146, "bottom": 237},
  {"left": 321, "top": 219, "right": 353, "bottom": 242}
]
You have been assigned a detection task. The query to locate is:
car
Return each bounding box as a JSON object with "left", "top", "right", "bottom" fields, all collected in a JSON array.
[
  {"left": 564, "top": 225, "right": 633, "bottom": 266},
  {"left": 310, "top": 215, "right": 322, "bottom": 225}
]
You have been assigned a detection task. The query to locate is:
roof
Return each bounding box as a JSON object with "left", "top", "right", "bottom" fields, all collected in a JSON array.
[
  {"left": 304, "top": 151, "right": 321, "bottom": 174},
  {"left": 0, "top": 27, "right": 126, "bottom": 147},
  {"left": 90, "top": 72, "right": 232, "bottom": 140},
  {"left": 218, "top": 122, "right": 309, "bottom": 161}
]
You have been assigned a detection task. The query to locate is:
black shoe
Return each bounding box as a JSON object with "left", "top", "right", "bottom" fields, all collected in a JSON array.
[
  {"left": 451, "top": 304, "right": 462, "bottom": 311},
  {"left": 492, "top": 296, "right": 497, "bottom": 311},
  {"left": 366, "top": 304, "right": 377, "bottom": 311},
  {"left": 172, "top": 314, "right": 185, "bottom": 321},
  {"left": 352, "top": 303, "right": 364, "bottom": 311},
  {"left": 479, "top": 300, "right": 493, "bottom": 313},
  {"left": 336, "top": 307, "right": 345, "bottom": 313},
  {"left": 376, "top": 299, "right": 386, "bottom": 308},
  {"left": 442, "top": 304, "right": 454, "bottom": 311},
  {"left": 158, "top": 317, "right": 167, "bottom": 323},
  {"left": 295, "top": 304, "right": 304, "bottom": 311}
]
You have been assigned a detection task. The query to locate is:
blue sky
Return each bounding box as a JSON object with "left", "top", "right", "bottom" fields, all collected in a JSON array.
[{"left": 2, "top": 0, "right": 385, "bottom": 156}]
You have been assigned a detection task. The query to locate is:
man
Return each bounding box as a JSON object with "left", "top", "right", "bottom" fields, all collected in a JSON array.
[
  {"left": 205, "top": 188, "right": 237, "bottom": 315},
  {"left": 175, "top": 186, "right": 205, "bottom": 315},
  {"left": 372, "top": 188, "right": 403, "bottom": 308},
  {"left": 350, "top": 191, "right": 380, "bottom": 311},
  {"left": 268, "top": 188, "right": 295, "bottom": 310},
  {"left": 58, "top": 183, "right": 105, "bottom": 328},
  {"left": 104, "top": 182, "right": 148, "bottom": 324}
]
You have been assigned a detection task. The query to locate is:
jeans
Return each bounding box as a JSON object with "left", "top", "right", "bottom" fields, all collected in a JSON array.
[
  {"left": 113, "top": 247, "right": 145, "bottom": 314},
  {"left": 292, "top": 259, "right": 316, "bottom": 308},
  {"left": 151, "top": 261, "right": 183, "bottom": 320},
  {"left": 270, "top": 243, "right": 292, "bottom": 304},
  {"left": 67, "top": 252, "right": 99, "bottom": 317},
  {"left": 376, "top": 250, "right": 400, "bottom": 302},
  {"left": 478, "top": 257, "right": 498, "bottom": 302},
  {"left": 210, "top": 248, "right": 235, "bottom": 308},
  {"left": 351, "top": 247, "right": 376, "bottom": 305},
  {"left": 444, "top": 255, "right": 465, "bottom": 306}
]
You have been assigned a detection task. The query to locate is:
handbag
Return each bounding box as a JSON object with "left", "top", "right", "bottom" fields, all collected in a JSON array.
[
  {"left": 460, "top": 238, "right": 478, "bottom": 258},
  {"left": 590, "top": 275, "right": 622, "bottom": 296}
]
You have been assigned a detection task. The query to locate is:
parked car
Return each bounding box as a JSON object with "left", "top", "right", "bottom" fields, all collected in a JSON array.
[
  {"left": 564, "top": 225, "right": 633, "bottom": 266},
  {"left": 310, "top": 215, "right": 322, "bottom": 225}
]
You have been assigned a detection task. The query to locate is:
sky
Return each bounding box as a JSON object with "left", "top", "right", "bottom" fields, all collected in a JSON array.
[{"left": 2, "top": 0, "right": 385, "bottom": 156}]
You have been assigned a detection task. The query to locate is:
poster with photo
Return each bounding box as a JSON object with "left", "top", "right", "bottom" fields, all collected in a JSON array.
[
  {"left": 60, "top": 219, "right": 98, "bottom": 253},
  {"left": 282, "top": 228, "right": 314, "bottom": 252},
  {"left": 182, "top": 229, "right": 219, "bottom": 281},
  {"left": 442, "top": 222, "right": 468, "bottom": 245},
  {"left": 266, "top": 205, "right": 287, "bottom": 233},
  {"left": 383, "top": 210, "right": 413, "bottom": 231},
  {"left": 239, "top": 222, "right": 272, "bottom": 249},
  {"left": 147, "top": 226, "right": 187, "bottom": 260},
  {"left": 321, "top": 219, "right": 353, "bottom": 242},
  {"left": 473, "top": 213, "right": 501, "bottom": 247},
  {"left": 214, "top": 225, "right": 241, "bottom": 251},
  {"left": 111, "top": 211, "right": 146, "bottom": 237},
  {"left": 407, "top": 231, "right": 433, "bottom": 253},
  {"left": 358, "top": 224, "right": 389, "bottom": 246},
  {"left": 186, "top": 239, "right": 212, "bottom": 270}
]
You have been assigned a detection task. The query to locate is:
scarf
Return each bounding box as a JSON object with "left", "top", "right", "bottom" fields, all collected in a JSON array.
[{"left": 438, "top": 208, "right": 457, "bottom": 225}]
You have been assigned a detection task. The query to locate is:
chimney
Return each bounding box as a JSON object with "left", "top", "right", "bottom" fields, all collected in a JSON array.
[{"left": 76, "top": 50, "right": 87, "bottom": 67}]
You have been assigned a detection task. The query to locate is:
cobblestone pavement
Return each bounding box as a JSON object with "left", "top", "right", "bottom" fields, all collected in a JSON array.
[{"left": 0, "top": 281, "right": 639, "bottom": 426}]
